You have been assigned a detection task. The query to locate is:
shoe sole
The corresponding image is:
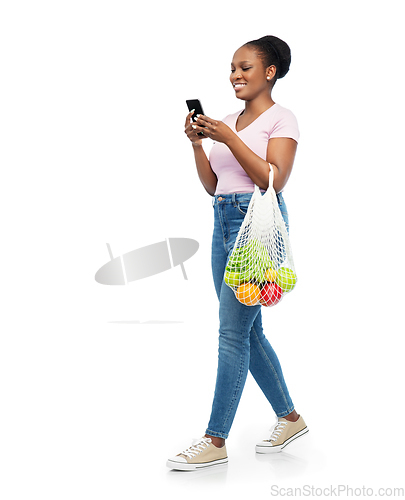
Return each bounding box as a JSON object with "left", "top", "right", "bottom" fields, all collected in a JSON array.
[
  {"left": 166, "top": 457, "right": 228, "bottom": 471},
  {"left": 255, "top": 427, "right": 309, "bottom": 454}
]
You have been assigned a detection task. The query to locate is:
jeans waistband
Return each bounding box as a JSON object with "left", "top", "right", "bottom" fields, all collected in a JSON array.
[{"left": 212, "top": 191, "right": 284, "bottom": 206}]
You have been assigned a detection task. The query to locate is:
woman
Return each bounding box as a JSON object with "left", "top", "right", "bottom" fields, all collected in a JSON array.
[{"left": 167, "top": 35, "right": 308, "bottom": 471}]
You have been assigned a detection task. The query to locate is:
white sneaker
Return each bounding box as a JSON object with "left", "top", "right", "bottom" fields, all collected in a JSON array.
[
  {"left": 256, "top": 415, "right": 309, "bottom": 453},
  {"left": 167, "top": 437, "right": 228, "bottom": 471}
]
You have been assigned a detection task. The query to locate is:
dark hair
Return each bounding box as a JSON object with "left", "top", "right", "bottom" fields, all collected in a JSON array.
[{"left": 244, "top": 35, "right": 291, "bottom": 82}]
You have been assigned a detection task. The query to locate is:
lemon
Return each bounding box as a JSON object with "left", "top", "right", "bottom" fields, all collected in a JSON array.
[{"left": 264, "top": 268, "right": 278, "bottom": 282}]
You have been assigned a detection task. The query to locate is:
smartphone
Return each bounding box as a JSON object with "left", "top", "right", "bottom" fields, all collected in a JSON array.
[{"left": 186, "top": 99, "right": 205, "bottom": 136}]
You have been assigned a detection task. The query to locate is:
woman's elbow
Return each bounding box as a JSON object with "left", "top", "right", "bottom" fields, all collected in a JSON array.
[{"left": 270, "top": 163, "right": 292, "bottom": 193}]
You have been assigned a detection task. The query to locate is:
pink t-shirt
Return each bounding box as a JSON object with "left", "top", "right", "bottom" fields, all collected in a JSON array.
[{"left": 209, "top": 103, "right": 299, "bottom": 195}]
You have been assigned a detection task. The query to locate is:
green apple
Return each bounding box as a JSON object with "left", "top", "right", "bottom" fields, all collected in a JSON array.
[
  {"left": 225, "top": 271, "right": 242, "bottom": 287},
  {"left": 276, "top": 267, "right": 297, "bottom": 292}
]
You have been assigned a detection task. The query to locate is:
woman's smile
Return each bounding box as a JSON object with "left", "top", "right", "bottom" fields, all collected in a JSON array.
[{"left": 233, "top": 82, "right": 247, "bottom": 91}]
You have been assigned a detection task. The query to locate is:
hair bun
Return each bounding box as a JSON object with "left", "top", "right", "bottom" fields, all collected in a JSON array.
[
  {"left": 245, "top": 35, "right": 291, "bottom": 80},
  {"left": 263, "top": 36, "right": 291, "bottom": 79}
]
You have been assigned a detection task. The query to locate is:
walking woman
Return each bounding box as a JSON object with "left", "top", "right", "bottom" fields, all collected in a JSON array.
[{"left": 167, "top": 35, "right": 308, "bottom": 471}]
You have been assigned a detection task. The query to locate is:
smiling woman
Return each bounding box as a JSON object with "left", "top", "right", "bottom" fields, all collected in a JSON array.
[{"left": 167, "top": 35, "right": 308, "bottom": 472}]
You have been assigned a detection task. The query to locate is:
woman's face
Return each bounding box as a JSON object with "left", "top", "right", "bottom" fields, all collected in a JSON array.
[{"left": 230, "top": 45, "right": 273, "bottom": 100}]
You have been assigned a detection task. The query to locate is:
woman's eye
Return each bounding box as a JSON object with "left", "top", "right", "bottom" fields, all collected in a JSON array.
[{"left": 231, "top": 67, "right": 251, "bottom": 73}]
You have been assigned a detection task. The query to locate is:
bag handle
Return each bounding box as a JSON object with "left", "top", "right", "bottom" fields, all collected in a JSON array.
[
  {"left": 268, "top": 163, "right": 274, "bottom": 188},
  {"left": 254, "top": 164, "right": 274, "bottom": 194}
]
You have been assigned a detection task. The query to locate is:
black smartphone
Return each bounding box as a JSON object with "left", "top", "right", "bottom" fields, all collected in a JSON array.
[{"left": 186, "top": 99, "right": 205, "bottom": 136}]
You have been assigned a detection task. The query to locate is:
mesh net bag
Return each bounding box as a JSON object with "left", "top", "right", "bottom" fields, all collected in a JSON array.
[{"left": 225, "top": 167, "right": 297, "bottom": 307}]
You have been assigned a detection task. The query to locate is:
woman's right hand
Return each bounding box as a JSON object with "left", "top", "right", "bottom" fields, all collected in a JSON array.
[{"left": 184, "top": 110, "right": 205, "bottom": 146}]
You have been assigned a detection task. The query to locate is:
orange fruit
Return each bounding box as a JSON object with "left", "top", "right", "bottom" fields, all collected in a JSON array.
[{"left": 236, "top": 283, "right": 260, "bottom": 306}]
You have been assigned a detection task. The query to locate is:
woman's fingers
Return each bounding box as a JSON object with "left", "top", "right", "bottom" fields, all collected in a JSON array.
[
  {"left": 184, "top": 123, "right": 206, "bottom": 145},
  {"left": 185, "top": 111, "right": 198, "bottom": 136},
  {"left": 184, "top": 111, "right": 216, "bottom": 142},
  {"left": 195, "top": 115, "right": 217, "bottom": 127},
  {"left": 191, "top": 123, "right": 209, "bottom": 137},
  {"left": 185, "top": 110, "right": 195, "bottom": 127}
]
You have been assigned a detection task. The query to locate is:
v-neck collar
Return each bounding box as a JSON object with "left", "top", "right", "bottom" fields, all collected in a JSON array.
[{"left": 234, "top": 103, "right": 277, "bottom": 133}]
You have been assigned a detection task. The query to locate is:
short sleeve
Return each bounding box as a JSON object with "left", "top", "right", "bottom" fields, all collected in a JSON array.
[{"left": 269, "top": 106, "right": 300, "bottom": 143}]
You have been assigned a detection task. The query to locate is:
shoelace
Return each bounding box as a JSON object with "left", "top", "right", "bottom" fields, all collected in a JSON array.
[
  {"left": 268, "top": 420, "right": 288, "bottom": 442},
  {"left": 180, "top": 437, "right": 212, "bottom": 458}
]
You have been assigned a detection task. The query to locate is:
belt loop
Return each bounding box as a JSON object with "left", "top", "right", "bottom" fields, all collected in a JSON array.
[{"left": 232, "top": 193, "right": 236, "bottom": 207}]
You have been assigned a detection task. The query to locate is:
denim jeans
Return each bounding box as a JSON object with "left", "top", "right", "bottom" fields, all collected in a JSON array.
[{"left": 206, "top": 192, "right": 295, "bottom": 439}]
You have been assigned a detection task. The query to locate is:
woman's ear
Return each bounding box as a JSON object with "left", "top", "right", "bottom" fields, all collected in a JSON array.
[{"left": 266, "top": 65, "right": 277, "bottom": 82}]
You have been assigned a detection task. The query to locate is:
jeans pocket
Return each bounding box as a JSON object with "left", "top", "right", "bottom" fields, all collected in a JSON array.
[{"left": 236, "top": 201, "right": 250, "bottom": 215}]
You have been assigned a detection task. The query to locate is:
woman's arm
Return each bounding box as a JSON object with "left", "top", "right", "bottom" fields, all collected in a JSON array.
[
  {"left": 266, "top": 137, "right": 297, "bottom": 193},
  {"left": 191, "top": 143, "right": 218, "bottom": 196},
  {"left": 184, "top": 111, "right": 218, "bottom": 196},
  {"left": 194, "top": 115, "right": 297, "bottom": 193},
  {"left": 227, "top": 134, "right": 297, "bottom": 193}
]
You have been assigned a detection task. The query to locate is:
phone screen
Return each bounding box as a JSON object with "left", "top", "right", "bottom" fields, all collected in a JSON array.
[
  {"left": 186, "top": 99, "right": 205, "bottom": 136},
  {"left": 186, "top": 99, "right": 205, "bottom": 121}
]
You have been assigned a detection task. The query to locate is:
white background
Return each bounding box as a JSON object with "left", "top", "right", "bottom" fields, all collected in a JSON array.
[{"left": 1, "top": 0, "right": 404, "bottom": 498}]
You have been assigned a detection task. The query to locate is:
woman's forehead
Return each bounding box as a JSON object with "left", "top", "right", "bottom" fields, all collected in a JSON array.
[{"left": 231, "top": 46, "right": 258, "bottom": 65}]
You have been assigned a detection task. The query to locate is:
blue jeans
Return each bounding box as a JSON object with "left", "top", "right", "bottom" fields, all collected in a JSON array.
[{"left": 206, "top": 192, "right": 295, "bottom": 439}]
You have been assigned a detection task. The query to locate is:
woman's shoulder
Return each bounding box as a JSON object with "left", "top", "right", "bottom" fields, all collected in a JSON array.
[
  {"left": 267, "top": 103, "right": 300, "bottom": 141},
  {"left": 271, "top": 103, "right": 298, "bottom": 120},
  {"left": 268, "top": 103, "right": 299, "bottom": 128}
]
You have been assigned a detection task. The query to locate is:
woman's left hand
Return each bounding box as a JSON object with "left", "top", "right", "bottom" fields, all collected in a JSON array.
[{"left": 192, "top": 115, "right": 234, "bottom": 144}]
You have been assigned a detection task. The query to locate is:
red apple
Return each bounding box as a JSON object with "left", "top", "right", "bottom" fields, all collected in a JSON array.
[{"left": 260, "top": 282, "right": 283, "bottom": 306}]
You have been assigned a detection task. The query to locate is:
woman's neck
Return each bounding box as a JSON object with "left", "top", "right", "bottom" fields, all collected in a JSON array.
[{"left": 243, "top": 95, "right": 275, "bottom": 117}]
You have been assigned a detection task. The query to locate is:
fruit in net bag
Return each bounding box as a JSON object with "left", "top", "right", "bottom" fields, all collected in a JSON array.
[
  {"left": 236, "top": 283, "right": 261, "bottom": 306},
  {"left": 276, "top": 267, "right": 297, "bottom": 292},
  {"left": 224, "top": 271, "right": 242, "bottom": 287},
  {"left": 225, "top": 169, "right": 297, "bottom": 306},
  {"left": 260, "top": 282, "right": 283, "bottom": 306},
  {"left": 264, "top": 268, "right": 277, "bottom": 282}
]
